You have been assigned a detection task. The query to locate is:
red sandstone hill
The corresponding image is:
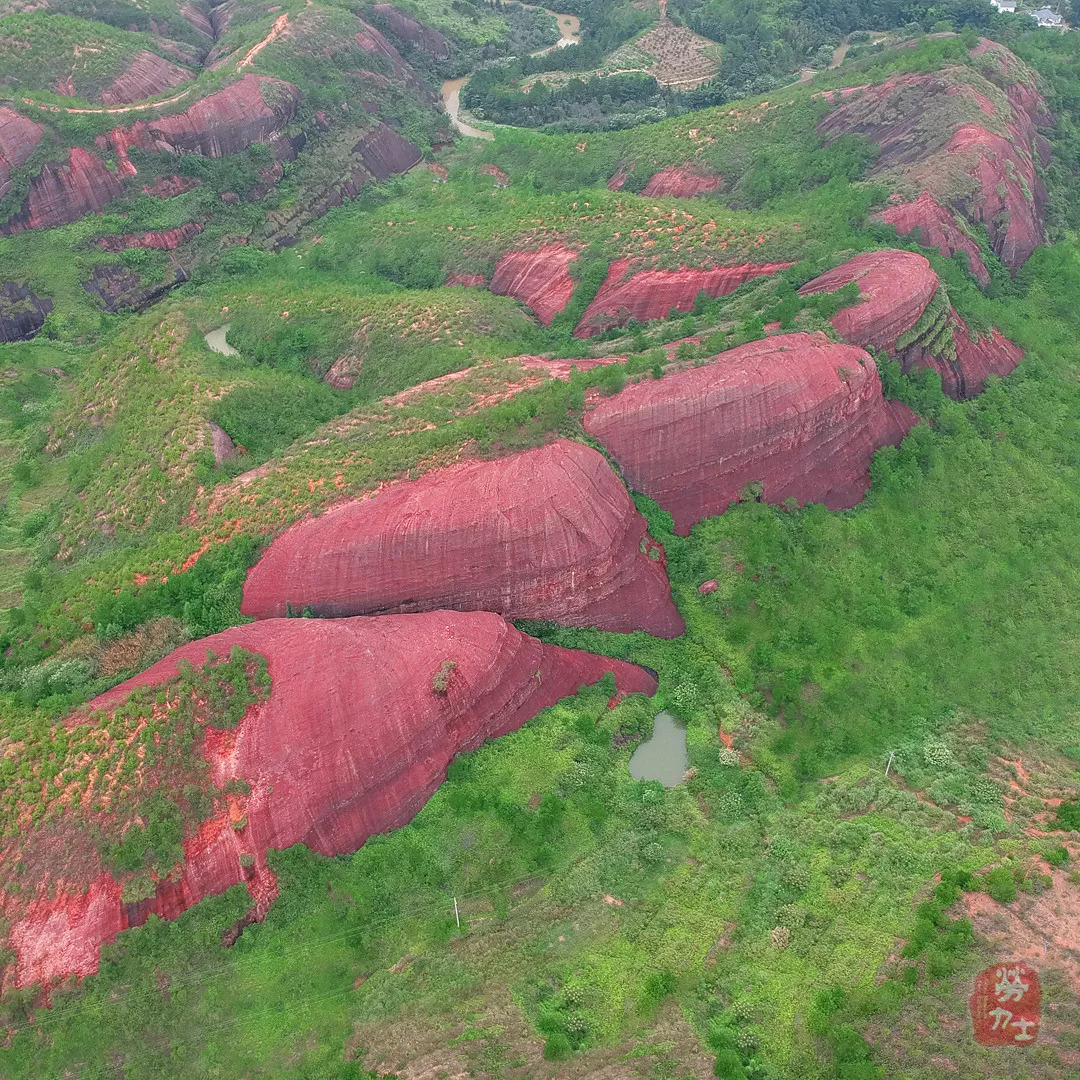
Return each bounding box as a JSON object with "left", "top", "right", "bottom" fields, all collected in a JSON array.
[
  {"left": 818, "top": 44, "right": 1051, "bottom": 274},
  {"left": 640, "top": 165, "right": 723, "bottom": 199},
  {"left": 241, "top": 439, "right": 685, "bottom": 638},
  {"left": 573, "top": 259, "right": 794, "bottom": 338},
  {"left": 0, "top": 107, "right": 44, "bottom": 200},
  {"left": 582, "top": 331, "right": 917, "bottom": 535},
  {"left": 873, "top": 191, "right": 990, "bottom": 286},
  {"left": 489, "top": 243, "right": 579, "bottom": 326},
  {"left": 6, "top": 613, "right": 656, "bottom": 987},
  {"left": 798, "top": 249, "right": 1021, "bottom": 399}
]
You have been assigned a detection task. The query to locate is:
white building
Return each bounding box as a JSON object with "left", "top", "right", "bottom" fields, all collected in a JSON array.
[{"left": 991, "top": 0, "right": 1017, "bottom": 12}]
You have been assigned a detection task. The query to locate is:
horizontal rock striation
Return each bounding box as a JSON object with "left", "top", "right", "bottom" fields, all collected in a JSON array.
[
  {"left": 798, "top": 249, "right": 1021, "bottom": 399},
  {"left": 241, "top": 439, "right": 684, "bottom": 637},
  {"left": 874, "top": 191, "right": 990, "bottom": 286},
  {"left": 100, "top": 50, "right": 194, "bottom": 106},
  {"left": 582, "top": 331, "right": 917, "bottom": 534},
  {"left": 640, "top": 165, "right": 722, "bottom": 198},
  {"left": 574, "top": 259, "right": 794, "bottom": 338},
  {"left": 8, "top": 613, "right": 656, "bottom": 986},
  {"left": 127, "top": 74, "right": 301, "bottom": 158},
  {"left": 96, "top": 222, "right": 204, "bottom": 252},
  {"left": 0, "top": 107, "right": 44, "bottom": 199},
  {"left": 0, "top": 281, "right": 52, "bottom": 342},
  {"left": 490, "top": 243, "right": 579, "bottom": 326},
  {"left": 83, "top": 264, "right": 187, "bottom": 313},
  {"left": 141, "top": 174, "right": 202, "bottom": 198}
]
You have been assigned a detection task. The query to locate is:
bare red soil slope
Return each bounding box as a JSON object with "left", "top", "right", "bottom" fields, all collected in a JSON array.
[
  {"left": 6, "top": 613, "right": 656, "bottom": 987},
  {"left": 241, "top": 439, "right": 684, "bottom": 637},
  {"left": 583, "top": 332, "right": 917, "bottom": 534}
]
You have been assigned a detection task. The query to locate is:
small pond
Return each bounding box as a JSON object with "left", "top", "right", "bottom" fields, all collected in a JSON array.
[
  {"left": 628, "top": 711, "right": 688, "bottom": 787},
  {"left": 205, "top": 324, "right": 239, "bottom": 356}
]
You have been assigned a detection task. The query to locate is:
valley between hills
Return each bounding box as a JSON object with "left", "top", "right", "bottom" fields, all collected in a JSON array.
[{"left": 0, "top": 0, "right": 1079, "bottom": 1076}]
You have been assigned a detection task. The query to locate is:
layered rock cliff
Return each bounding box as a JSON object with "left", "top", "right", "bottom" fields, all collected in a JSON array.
[
  {"left": 817, "top": 49, "right": 1051, "bottom": 273},
  {"left": 798, "top": 249, "right": 1021, "bottom": 399},
  {"left": 0, "top": 108, "right": 44, "bottom": 199},
  {"left": 582, "top": 332, "right": 917, "bottom": 534},
  {"left": 2, "top": 148, "right": 125, "bottom": 234},
  {"left": 241, "top": 439, "right": 684, "bottom": 637},
  {"left": 0, "top": 281, "right": 52, "bottom": 342},
  {"left": 490, "top": 243, "right": 579, "bottom": 326},
  {"left": 374, "top": 3, "right": 451, "bottom": 59},
  {"left": 96, "top": 222, "right": 204, "bottom": 252},
  {"left": 99, "top": 50, "right": 194, "bottom": 106},
  {"left": 873, "top": 191, "right": 990, "bottom": 286},
  {"left": 7, "top": 613, "right": 656, "bottom": 986},
  {"left": 574, "top": 259, "right": 794, "bottom": 338}
]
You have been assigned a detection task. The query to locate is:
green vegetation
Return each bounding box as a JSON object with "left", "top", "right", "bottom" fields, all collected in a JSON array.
[{"left": 0, "top": 11, "right": 1079, "bottom": 1080}]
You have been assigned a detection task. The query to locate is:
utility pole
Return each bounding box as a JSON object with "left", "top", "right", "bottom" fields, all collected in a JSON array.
[
  {"left": 884, "top": 750, "right": 895, "bottom": 776},
  {"left": 454, "top": 896, "right": 460, "bottom": 929}
]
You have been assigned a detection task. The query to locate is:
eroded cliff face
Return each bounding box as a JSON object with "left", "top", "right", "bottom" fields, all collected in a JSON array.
[
  {"left": 873, "top": 191, "right": 990, "bottom": 286},
  {"left": 1, "top": 148, "right": 125, "bottom": 234},
  {"left": 373, "top": 2, "right": 451, "bottom": 58},
  {"left": 6, "top": 613, "right": 657, "bottom": 987},
  {"left": 489, "top": 243, "right": 579, "bottom": 326},
  {"left": 96, "top": 222, "right": 204, "bottom": 252},
  {"left": 582, "top": 332, "right": 917, "bottom": 535},
  {"left": 0, "top": 281, "right": 52, "bottom": 342},
  {"left": 798, "top": 249, "right": 1021, "bottom": 399},
  {"left": 0, "top": 108, "right": 44, "bottom": 199},
  {"left": 573, "top": 259, "right": 794, "bottom": 338},
  {"left": 817, "top": 47, "right": 1051, "bottom": 274},
  {"left": 241, "top": 439, "right": 685, "bottom": 637},
  {"left": 99, "top": 50, "right": 194, "bottom": 106}
]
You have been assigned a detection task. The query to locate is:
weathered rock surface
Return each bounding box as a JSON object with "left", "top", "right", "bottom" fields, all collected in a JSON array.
[
  {"left": 208, "top": 421, "right": 237, "bottom": 465},
  {"left": 84, "top": 264, "right": 187, "bottom": 313},
  {"left": 0, "top": 107, "right": 44, "bottom": 199},
  {"left": 490, "top": 243, "right": 578, "bottom": 326},
  {"left": 2, "top": 148, "right": 125, "bottom": 234},
  {"left": 128, "top": 74, "right": 300, "bottom": 158},
  {"left": 574, "top": 259, "right": 794, "bottom": 338},
  {"left": 640, "top": 165, "right": 722, "bottom": 198},
  {"left": 100, "top": 50, "right": 193, "bottom": 106},
  {"left": 874, "top": 191, "right": 990, "bottom": 286},
  {"left": 141, "top": 174, "right": 203, "bottom": 198},
  {"left": 798, "top": 249, "right": 938, "bottom": 353},
  {"left": 583, "top": 332, "right": 917, "bottom": 534},
  {"left": 8, "top": 613, "right": 656, "bottom": 986},
  {"left": 0, "top": 281, "right": 52, "bottom": 342},
  {"left": 241, "top": 439, "right": 685, "bottom": 637},
  {"left": 373, "top": 3, "right": 450, "bottom": 59},
  {"left": 446, "top": 271, "right": 488, "bottom": 288},
  {"left": 96, "top": 222, "right": 204, "bottom": 252},
  {"left": 817, "top": 53, "right": 1051, "bottom": 272},
  {"left": 798, "top": 249, "right": 1021, "bottom": 399}
]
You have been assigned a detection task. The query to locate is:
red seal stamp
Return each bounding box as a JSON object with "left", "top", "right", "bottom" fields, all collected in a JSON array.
[{"left": 970, "top": 962, "right": 1040, "bottom": 1046}]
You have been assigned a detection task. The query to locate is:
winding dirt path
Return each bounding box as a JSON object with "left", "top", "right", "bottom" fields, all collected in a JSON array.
[
  {"left": 240, "top": 13, "right": 289, "bottom": 69},
  {"left": 21, "top": 87, "right": 193, "bottom": 115}
]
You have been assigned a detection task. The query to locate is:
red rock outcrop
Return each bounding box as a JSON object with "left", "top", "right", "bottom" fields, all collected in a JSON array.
[
  {"left": 2, "top": 148, "right": 125, "bottom": 234},
  {"left": 573, "top": 259, "right": 794, "bottom": 338},
  {"left": 0, "top": 281, "right": 52, "bottom": 342},
  {"left": 96, "top": 222, "right": 204, "bottom": 252},
  {"left": 7, "top": 613, "right": 656, "bottom": 986},
  {"left": 100, "top": 50, "right": 193, "bottom": 106},
  {"left": 241, "top": 439, "right": 684, "bottom": 637},
  {"left": 817, "top": 58, "right": 1050, "bottom": 272},
  {"left": 874, "top": 191, "right": 990, "bottom": 286},
  {"left": 0, "top": 107, "right": 44, "bottom": 199},
  {"left": 490, "top": 243, "right": 578, "bottom": 326},
  {"left": 640, "top": 165, "right": 722, "bottom": 199},
  {"left": 798, "top": 249, "right": 1021, "bottom": 399},
  {"left": 125, "top": 74, "right": 300, "bottom": 158},
  {"left": 798, "top": 249, "right": 938, "bottom": 353},
  {"left": 141, "top": 175, "right": 202, "bottom": 198},
  {"left": 350, "top": 121, "right": 422, "bottom": 182},
  {"left": 373, "top": 3, "right": 451, "bottom": 59},
  {"left": 582, "top": 332, "right": 917, "bottom": 535}
]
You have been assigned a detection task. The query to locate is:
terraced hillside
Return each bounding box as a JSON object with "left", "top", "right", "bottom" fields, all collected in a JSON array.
[{"left": 1, "top": 12, "right": 1080, "bottom": 1080}]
